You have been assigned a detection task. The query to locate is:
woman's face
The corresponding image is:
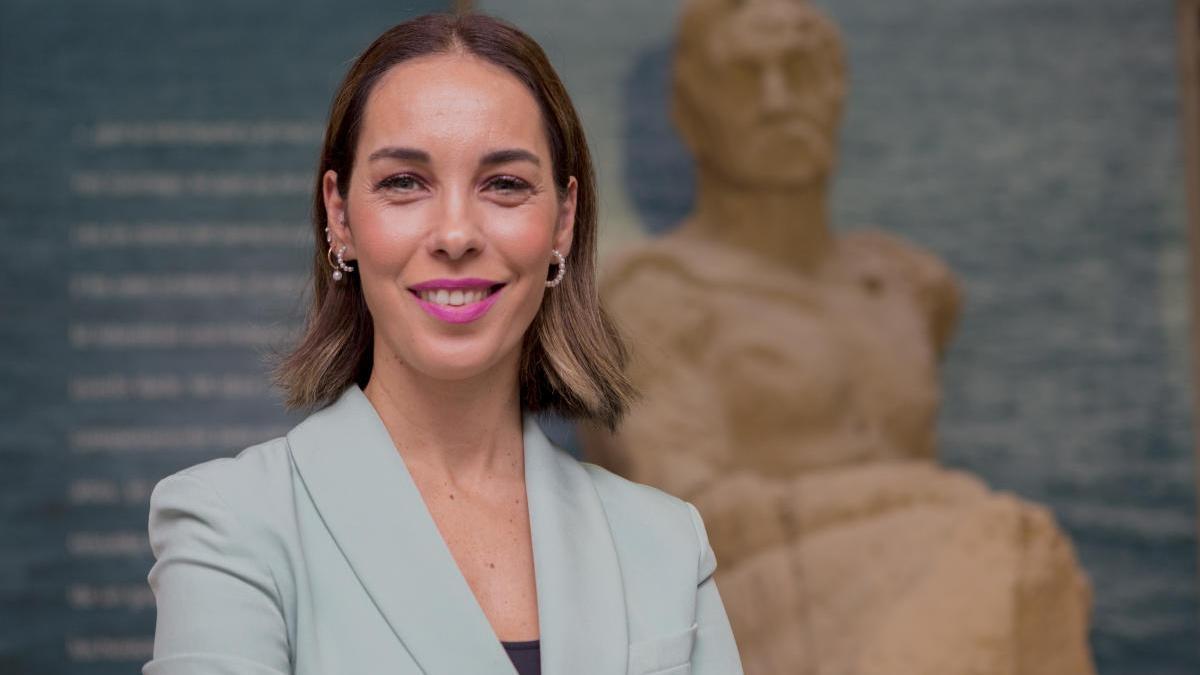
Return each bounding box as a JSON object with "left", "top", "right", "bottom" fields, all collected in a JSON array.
[{"left": 323, "top": 52, "right": 576, "bottom": 383}]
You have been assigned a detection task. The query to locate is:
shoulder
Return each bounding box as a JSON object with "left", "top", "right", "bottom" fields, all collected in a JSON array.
[
  {"left": 599, "top": 232, "right": 753, "bottom": 299},
  {"left": 158, "top": 435, "right": 293, "bottom": 511},
  {"left": 597, "top": 240, "right": 724, "bottom": 355},
  {"left": 148, "top": 436, "right": 296, "bottom": 562},
  {"left": 838, "top": 229, "right": 957, "bottom": 290},
  {"left": 578, "top": 461, "right": 712, "bottom": 580},
  {"left": 839, "top": 229, "right": 962, "bottom": 351},
  {"left": 581, "top": 459, "right": 687, "bottom": 510},
  {"left": 144, "top": 439, "right": 294, "bottom": 671}
]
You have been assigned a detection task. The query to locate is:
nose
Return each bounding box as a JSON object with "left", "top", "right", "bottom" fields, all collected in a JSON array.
[
  {"left": 728, "top": 1, "right": 818, "bottom": 119},
  {"left": 426, "top": 191, "right": 484, "bottom": 262},
  {"left": 760, "top": 63, "right": 793, "bottom": 116}
]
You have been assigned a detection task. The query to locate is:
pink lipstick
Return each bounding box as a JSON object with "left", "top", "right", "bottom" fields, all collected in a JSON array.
[{"left": 408, "top": 278, "right": 506, "bottom": 324}]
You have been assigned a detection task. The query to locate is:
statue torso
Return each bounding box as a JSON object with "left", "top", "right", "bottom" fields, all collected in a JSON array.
[{"left": 598, "top": 228, "right": 958, "bottom": 477}]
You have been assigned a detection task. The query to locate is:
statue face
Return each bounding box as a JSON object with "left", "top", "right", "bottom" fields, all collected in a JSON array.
[{"left": 675, "top": 0, "right": 846, "bottom": 187}]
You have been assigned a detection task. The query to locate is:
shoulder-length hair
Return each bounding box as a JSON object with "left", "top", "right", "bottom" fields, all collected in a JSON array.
[{"left": 269, "top": 11, "right": 635, "bottom": 430}]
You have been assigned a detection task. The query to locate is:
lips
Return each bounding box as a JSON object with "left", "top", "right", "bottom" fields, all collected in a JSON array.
[
  {"left": 410, "top": 284, "right": 505, "bottom": 307},
  {"left": 408, "top": 278, "right": 507, "bottom": 324}
]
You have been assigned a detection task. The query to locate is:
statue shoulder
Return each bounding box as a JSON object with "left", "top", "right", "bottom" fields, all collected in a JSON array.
[
  {"left": 599, "top": 238, "right": 718, "bottom": 317},
  {"left": 838, "top": 229, "right": 956, "bottom": 287},
  {"left": 596, "top": 239, "right": 723, "bottom": 366},
  {"left": 839, "top": 229, "right": 963, "bottom": 354},
  {"left": 598, "top": 239, "right": 712, "bottom": 299}
]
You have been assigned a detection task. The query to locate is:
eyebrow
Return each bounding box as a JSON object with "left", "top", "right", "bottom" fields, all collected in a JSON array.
[
  {"left": 366, "top": 146, "right": 541, "bottom": 168},
  {"left": 480, "top": 148, "right": 541, "bottom": 168},
  {"left": 368, "top": 147, "right": 431, "bottom": 163}
]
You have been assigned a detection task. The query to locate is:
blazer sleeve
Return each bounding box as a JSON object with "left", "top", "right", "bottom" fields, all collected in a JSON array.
[
  {"left": 686, "top": 500, "right": 746, "bottom": 674},
  {"left": 143, "top": 472, "right": 291, "bottom": 675}
]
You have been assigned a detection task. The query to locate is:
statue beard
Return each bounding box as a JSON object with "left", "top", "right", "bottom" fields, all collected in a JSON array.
[{"left": 715, "top": 117, "right": 835, "bottom": 189}]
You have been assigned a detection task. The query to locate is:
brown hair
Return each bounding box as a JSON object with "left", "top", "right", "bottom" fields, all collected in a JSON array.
[{"left": 269, "top": 11, "right": 635, "bottom": 430}]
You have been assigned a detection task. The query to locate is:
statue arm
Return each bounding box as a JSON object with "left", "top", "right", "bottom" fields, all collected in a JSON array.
[{"left": 915, "top": 253, "right": 963, "bottom": 357}]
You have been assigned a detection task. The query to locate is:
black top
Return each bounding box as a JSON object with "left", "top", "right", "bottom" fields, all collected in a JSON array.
[{"left": 500, "top": 639, "right": 540, "bottom": 675}]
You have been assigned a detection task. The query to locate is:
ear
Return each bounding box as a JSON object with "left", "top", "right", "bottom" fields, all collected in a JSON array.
[
  {"left": 322, "top": 169, "right": 356, "bottom": 259},
  {"left": 553, "top": 176, "right": 578, "bottom": 259}
]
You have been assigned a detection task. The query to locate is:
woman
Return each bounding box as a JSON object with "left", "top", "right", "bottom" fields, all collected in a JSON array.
[{"left": 142, "top": 11, "right": 743, "bottom": 675}]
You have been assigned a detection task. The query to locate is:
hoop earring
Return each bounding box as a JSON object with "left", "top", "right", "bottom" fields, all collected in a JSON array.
[
  {"left": 545, "top": 249, "right": 566, "bottom": 288},
  {"left": 324, "top": 225, "right": 356, "bottom": 281}
]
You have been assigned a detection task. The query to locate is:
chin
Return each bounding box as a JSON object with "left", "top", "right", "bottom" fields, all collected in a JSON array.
[
  {"left": 410, "top": 350, "right": 500, "bottom": 382},
  {"left": 732, "top": 161, "right": 830, "bottom": 189},
  {"left": 727, "top": 138, "right": 832, "bottom": 188},
  {"left": 403, "top": 336, "right": 516, "bottom": 383}
]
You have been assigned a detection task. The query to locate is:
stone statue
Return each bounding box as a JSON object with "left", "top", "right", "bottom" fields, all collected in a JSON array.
[{"left": 579, "top": 1, "right": 1097, "bottom": 673}]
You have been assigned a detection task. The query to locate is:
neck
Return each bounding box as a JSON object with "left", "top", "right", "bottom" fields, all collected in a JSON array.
[
  {"left": 681, "top": 167, "right": 834, "bottom": 275},
  {"left": 363, "top": 346, "right": 525, "bottom": 493}
]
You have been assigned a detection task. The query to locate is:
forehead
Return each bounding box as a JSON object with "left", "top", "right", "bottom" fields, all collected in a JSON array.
[
  {"left": 697, "top": 0, "right": 842, "bottom": 65},
  {"left": 357, "top": 52, "right": 548, "bottom": 161}
]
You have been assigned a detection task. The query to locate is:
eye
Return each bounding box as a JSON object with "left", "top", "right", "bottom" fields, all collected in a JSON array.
[
  {"left": 485, "top": 175, "right": 532, "bottom": 193},
  {"left": 376, "top": 173, "right": 424, "bottom": 191}
]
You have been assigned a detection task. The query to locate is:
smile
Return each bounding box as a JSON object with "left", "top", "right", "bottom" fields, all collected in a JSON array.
[
  {"left": 416, "top": 286, "right": 500, "bottom": 306},
  {"left": 408, "top": 279, "right": 506, "bottom": 324}
]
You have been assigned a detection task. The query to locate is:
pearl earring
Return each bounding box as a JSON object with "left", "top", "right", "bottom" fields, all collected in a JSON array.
[
  {"left": 325, "top": 225, "right": 356, "bottom": 282},
  {"left": 545, "top": 249, "right": 566, "bottom": 288}
]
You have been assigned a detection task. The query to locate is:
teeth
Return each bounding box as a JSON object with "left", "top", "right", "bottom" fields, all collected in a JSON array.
[{"left": 419, "top": 287, "right": 493, "bottom": 306}]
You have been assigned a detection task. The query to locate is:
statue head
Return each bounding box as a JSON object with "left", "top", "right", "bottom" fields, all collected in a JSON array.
[{"left": 671, "top": 0, "right": 847, "bottom": 188}]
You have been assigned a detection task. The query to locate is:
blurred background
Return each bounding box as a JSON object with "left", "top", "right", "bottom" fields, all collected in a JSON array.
[{"left": 0, "top": 0, "right": 1195, "bottom": 673}]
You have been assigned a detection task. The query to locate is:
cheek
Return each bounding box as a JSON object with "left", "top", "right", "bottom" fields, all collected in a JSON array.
[
  {"left": 488, "top": 205, "right": 559, "bottom": 267},
  {"left": 706, "top": 103, "right": 755, "bottom": 143},
  {"left": 352, "top": 214, "right": 423, "bottom": 270},
  {"left": 502, "top": 228, "right": 553, "bottom": 272}
]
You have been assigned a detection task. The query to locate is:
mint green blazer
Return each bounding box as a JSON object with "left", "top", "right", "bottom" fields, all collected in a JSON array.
[{"left": 143, "top": 384, "right": 744, "bottom": 674}]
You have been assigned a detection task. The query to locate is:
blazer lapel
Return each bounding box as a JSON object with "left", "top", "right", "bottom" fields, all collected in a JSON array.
[
  {"left": 287, "top": 384, "right": 629, "bottom": 674},
  {"left": 523, "top": 406, "right": 629, "bottom": 674},
  {"left": 288, "top": 384, "right": 514, "bottom": 673}
]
